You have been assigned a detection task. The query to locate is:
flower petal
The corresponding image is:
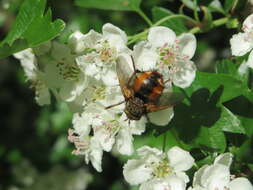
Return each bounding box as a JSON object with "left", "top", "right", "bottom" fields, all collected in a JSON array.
[
  {"left": 167, "top": 146, "right": 195, "bottom": 172},
  {"left": 230, "top": 32, "right": 253, "bottom": 56},
  {"left": 68, "top": 31, "right": 86, "bottom": 54},
  {"left": 123, "top": 159, "right": 153, "bottom": 185},
  {"left": 13, "top": 49, "right": 37, "bottom": 80},
  {"left": 115, "top": 128, "right": 134, "bottom": 155},
  {"left": 148, "top": 107, "right": 174, "bottom": 126},
  {"left": 72, "top": 113, "right": 91, "bottom": 136},
  {"left": 246, "top": 50, "right": 253, "bottom": 69},
  {"left": 229, "top": 177, "right": 253, "bottom": 190},
  {"left": 93, "top": 126, "right": 115, "bottom": 152},
  {"left": 137, "top": 146, "right": 163, "bottom": 159},
  {"left": 243, "top": 14, "right": 253, "bottom": 33},
  {"left": 81, "top": 29, "right": 102, "bottom": 48},
  {"left": 140, "top": 176, "right": 186, "bottom": 190},
  {"left": 129, "top": 116, "right": 147, "bottom": 135},
  {"left": 166, "top": 175, "right": 187, "bottom": 190},
  {"left": 133, "top": 41, "right": 158, "bottom": 71},
  {"left": 200, "top": 164, "right": 230, "bottom": 190},
  {"left": 102, "top": 23, "right": 128, "bottom": 52},
  {"left": 89, "top": 137, "right": 103, "bottom": 172},
  {"left": 192, "top": 165, "right": 209, "bottom": 187},
  {"left": 214, "top": 153, "right": 233, "bottom": 168},
  {"left": 172, "top": 60, "right": 196, "bottom": 88},
  {"left": 35, "top": 86, "right": 51, "bottom": 106},
  {"left": 148, "top": 26, "right": 176, "bottom": 48},
  {"left": 177, "top": 33, "right": 197, "bottom": 59}
]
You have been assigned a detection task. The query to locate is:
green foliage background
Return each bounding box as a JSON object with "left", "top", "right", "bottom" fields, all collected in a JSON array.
[{"left": 0, "top": 0, "right": 253, "bottom": 189}]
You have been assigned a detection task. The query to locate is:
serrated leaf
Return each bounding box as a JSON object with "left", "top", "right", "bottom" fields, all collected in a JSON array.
[
  {"left": 216, "top": 106, "right": 245, "bottom": 134},
  {"left": 185, "top": 72, "right": 248, "bottom": 103},
  {"left": 152, "top": 7, "right": 188, "bottom": 35},
  {"left": 0, "top": 0, "right": 65, "bottom": 59},
  {"left": 75, "top": 0, "right": 142, "bottom": 11}
]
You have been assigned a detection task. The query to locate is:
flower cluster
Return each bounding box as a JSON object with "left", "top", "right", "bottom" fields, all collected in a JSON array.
[
  {"left": 123, "top": 146, "right": 195, "bottom": 190},
  {"left": 14, "top": 24, "right": 197, "bottom": 172}
]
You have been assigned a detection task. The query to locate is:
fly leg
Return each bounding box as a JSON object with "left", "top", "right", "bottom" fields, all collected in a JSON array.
[
  {"left": 105, "top": 100, "right": 125, "bottom": 109},
  {"left": 127, "top": 55, "right": 141, "bottom": 86}
]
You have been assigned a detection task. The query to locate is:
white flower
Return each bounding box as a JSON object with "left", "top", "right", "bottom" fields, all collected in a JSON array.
[
  {"left": 47, "top": 41, "right": 88, "bottom": 102},
  {"left": 75, "top": 104, "right": 146, "bottom": 155},
  {"left": 14, "top": 41, "right": 88, "bottom": 106},
  {"left": 72, "top": 23, "right": 130, "bottom": 86},
  {"left": 69, "top": 103, "right": 146, "bottom": 170},
  {"left": 230, "top": 14, "right": 253, "bottom": 56},
  {"left": 188, "top": 153, "right": 253, "bottom": 190},
  {"left": 123, "top": 146, "right": 195, "bottom": 190},
  {"left": 68, "top": 109, "right": 103, "bottom": 172},
  {"left": 133, "top": 26, "right": 197, "bottom": 88},
  {"left": 13, "top": 49, "right": 51, "bottom": 106}
]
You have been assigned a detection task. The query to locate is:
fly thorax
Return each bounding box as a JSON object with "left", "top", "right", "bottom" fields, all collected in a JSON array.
[{"left": 124, "top": 97, "right": 145, "bottom": 120}]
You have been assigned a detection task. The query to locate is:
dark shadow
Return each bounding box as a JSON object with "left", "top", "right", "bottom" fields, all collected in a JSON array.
[
  {"left": 224, "top": 95, "right": 253, "bottom": 118},
  {"left": 154, "top": 86, "right": 223, "bottom": 143}
]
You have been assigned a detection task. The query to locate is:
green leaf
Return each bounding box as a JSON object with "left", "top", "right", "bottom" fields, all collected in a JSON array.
[
  {"left": 75, "top": 0, "right": 142, "bottom": 11},
  {"left": 208, "top": 0, "right": 225, "bottom": 14},
  {"left": 237, "top": 116, "right": 253, "bottom": 137},
  {"left": 180, "top": 0, "right": 199, "bottom": 10},
  {"left": 152, "top": 7, "right": 188, "bottom": 35},
  {"left": 0, "top": 0, "right": 65, "bottom": 59},
  {"left": 216, "top": 106, "right": 245, "bottom": 134},
  {"left": 224, "top": 0, "right": 236, "bottom": 12},
  {"left": 185, "top": 72, "right": 248, "bottom": 103},
  {"left": 195, "top": 124, "right": 226, "bottom": 152}
]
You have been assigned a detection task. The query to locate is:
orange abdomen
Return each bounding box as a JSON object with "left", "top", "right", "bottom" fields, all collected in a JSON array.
[{"left": 133, "top": 71, "right": 164, "bottom": 102}]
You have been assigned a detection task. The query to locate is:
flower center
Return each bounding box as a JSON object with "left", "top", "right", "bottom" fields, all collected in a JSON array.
[
  {"left": 97, "top": 40, "right": 117, "bottom": 63},
  {"left": 151, "top": 159, "right": 172, "bottom": 178},
  {"left": 56, "top": 61, "right": 81, "bottom": 81},
  {"left": 68, "top": 129, "right": 90, "bottom": 155},
  {"left": 91, "top": 86, "right": 106, "bottom": 102},
  {"left": 158, "top": 42, "right": 189, "bottom": 68},
  {"left": 102, "top": 120, "right": 121, "bottom": 136}
]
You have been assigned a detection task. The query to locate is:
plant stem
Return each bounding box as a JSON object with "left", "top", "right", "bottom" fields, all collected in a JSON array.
[
  {"left": 153, "top": 14, "right": 198, "bottom": 27},
  {"left": 136, "top": 9, "right": 153, "bottom": 26},
  {"left": 128, "top": 15, "right": 228, "bottom": 44},
  {"left": 189, "top": 17, "right": 228, "bottom": 34}
]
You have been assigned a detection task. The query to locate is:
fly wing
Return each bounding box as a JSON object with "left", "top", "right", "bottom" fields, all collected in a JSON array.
[
  {"left": 146, "top": 92, "right": 184, "bottom": 112},
  {"left": 116, "top": 55, "right": 135, "bottom": 98}
]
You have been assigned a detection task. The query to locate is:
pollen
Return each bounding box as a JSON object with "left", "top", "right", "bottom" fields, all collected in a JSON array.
[
  {"left": 56, "top": 61, "right": 81, "bottom": 81},
  {"left": 150, "top": 159, "right": 172, "bottom": 178},
  {"left": 159, "top": 42, "right": 189, "bottom": 68},
  {"left": 97, "top": 40, "right": 117, "bottom": 63}
]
